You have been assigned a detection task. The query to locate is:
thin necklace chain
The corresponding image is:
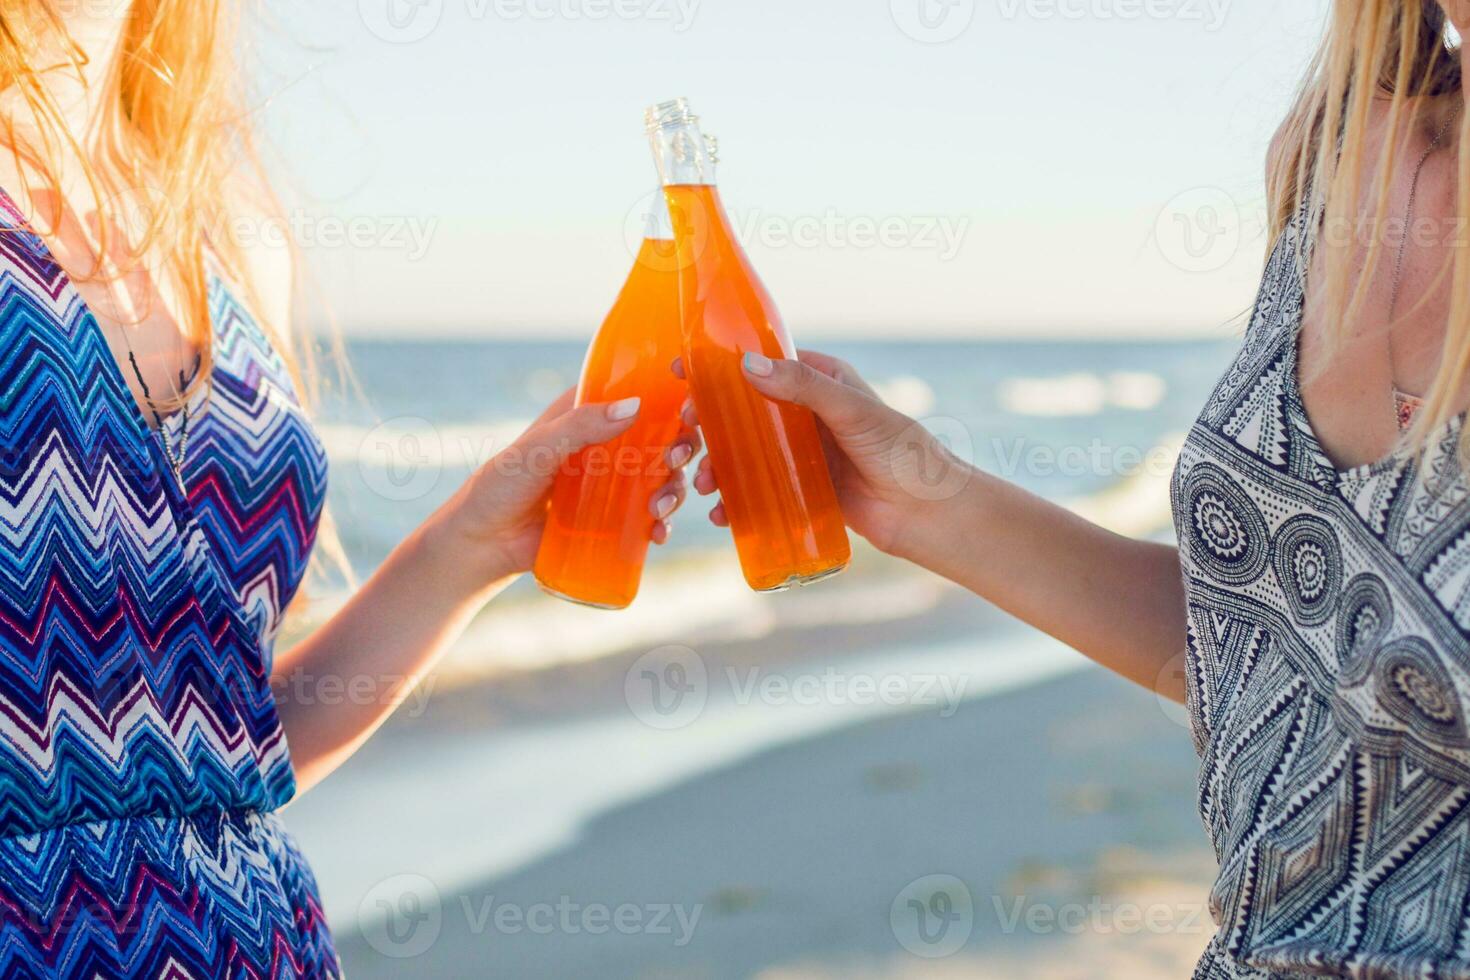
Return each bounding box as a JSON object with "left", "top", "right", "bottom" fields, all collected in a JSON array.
[
  {"left": 125, "top": 343, "right": 201, "bottom": 485},
  {"left": 103, "top": 270, "right": 202, "bottom": 487},
  {"left": 1387, "top": 99, "right": 1462, "bottom": 425}
]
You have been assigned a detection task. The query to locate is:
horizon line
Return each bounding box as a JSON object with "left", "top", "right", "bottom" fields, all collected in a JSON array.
[
  {"left": 317, "top": 321, "right": 1248, "bottom": 342},
  {"left": 321, "top": 327, "right": 1245, "bottom": 344}
]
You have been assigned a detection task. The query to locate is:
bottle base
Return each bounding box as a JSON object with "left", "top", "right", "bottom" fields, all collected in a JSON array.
[
  {"left": 750, "top": 561, "right": 849, "bottom": 594},
  {"left": 534, "top": 578, "right": 634, "bottom": 611}
]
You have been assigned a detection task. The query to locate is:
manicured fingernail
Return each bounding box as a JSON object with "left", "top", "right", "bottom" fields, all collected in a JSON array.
[
  {"left": 743, "top": 352, "right": 774, "bottom": 376},
  {"left": 655, "top": 493, "right": 678, "bottom": 519},
  {"left": 606, "top": 397, "right": 641, "bottom": 421},
  {"left": 669, "top": 443, "right": 693, "bottom": 468}
]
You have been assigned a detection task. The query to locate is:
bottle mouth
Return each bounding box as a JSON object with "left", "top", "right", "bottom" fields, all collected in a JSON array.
[{"left": 644, "top": 98, "right": 698, "bottom": 134}]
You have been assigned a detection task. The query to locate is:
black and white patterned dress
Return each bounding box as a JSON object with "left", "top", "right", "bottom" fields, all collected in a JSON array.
[{"left": 1173, "top": 206, "right": 1470, "bottom": 978}]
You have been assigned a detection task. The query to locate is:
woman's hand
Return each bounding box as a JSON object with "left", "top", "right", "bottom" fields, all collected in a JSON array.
[
  {"left": 676, "top": 350, "right": 972, "bottom": 559},
  {"left": 436, "top": 388, "right": 701, "bottom": 580},
  {"left": 673, "top": 349, "right": 1189, "bottom": 703},
  {"left": 277, "top": 388, "right": 700, "bottom": 791}
]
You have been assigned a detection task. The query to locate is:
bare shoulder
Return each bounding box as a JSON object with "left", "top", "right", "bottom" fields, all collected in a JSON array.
[
  {"left": 1265, "top": 97, "right": 1401, "bottom": 170},
  {"left": 221, "top": 168, "right": 294, "bottom": 338}
]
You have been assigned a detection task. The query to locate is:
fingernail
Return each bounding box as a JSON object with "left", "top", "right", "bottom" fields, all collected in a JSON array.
[
  {"left": 743, "top": 352, "right": 774, "bottom": 377},
  {"left": 669, "top": 443, "right": 693, "bottom": 468},
  {"left": 606, "top": 397, "right": 641, "bottom": 421},
  {"left": 655, "top": 493, "right": 678, "bottom": 519}
]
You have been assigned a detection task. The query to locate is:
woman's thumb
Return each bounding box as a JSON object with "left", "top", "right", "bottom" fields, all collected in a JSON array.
[
  {"left": 518, "top": 397, "right": 641, "bottom": 470},
  {"left": 741, "top": 352, "right": 882, "bottom": 433}
]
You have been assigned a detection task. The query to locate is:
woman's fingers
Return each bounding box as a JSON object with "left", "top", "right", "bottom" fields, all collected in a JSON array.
[
  {"left": 649, "top": 472, "right": 687, "bottom": 520},
  {"left": 794, "top": 349, "right": 879, "bottom": 400},
  {"left": 709, "top": 501, "right": 729, "bottom": 527},
  {"left": 693, "top": 455, "right": 718, "bottom": 495},
  {"left": 648, "top": 471, "right": 689, "bottom": 544},
  {"left": 517, "top": 397, "right": 641, "bottom": 468},
  {"left": 741, "top": 351, "right": 883, "bottom": 434},
  {"left": 677, "top": 352, "right": 880, "bottom": 416},
  {"left": 668, "top": 425, "right": 702, "bottom": 470}
]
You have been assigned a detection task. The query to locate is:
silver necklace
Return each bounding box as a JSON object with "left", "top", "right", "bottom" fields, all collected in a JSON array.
[{"left": 1387, "top": 99, "right": 1462, "bottom": 427}]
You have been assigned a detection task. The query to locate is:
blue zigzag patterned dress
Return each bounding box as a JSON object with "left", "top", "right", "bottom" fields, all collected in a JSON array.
[
  {"left": 1176, "top": 200, "right": 1470, "bottom": 978},
  {"left": 0, "top": 190, "right": 338, "bottom": 978}
]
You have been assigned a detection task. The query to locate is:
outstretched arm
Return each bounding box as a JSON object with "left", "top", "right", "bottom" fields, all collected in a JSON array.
[
  {"left": 273, "top": 391, "right": 700, "bottom": 793},
  {"left": 687, "top": 351, "right": 1188, "bottom": 701}
]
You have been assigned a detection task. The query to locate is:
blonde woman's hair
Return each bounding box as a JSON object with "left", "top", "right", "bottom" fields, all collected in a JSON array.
[
  {"left": 1269, "top": 0, "right": 1466, "bottom": 455},
  {"left": 0, "top": 1, "right": 351, "bottom": 586}
]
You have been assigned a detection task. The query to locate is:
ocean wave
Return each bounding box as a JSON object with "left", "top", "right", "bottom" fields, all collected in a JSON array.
[
  {"left": 290, "top": 425, "right": 1184, "bottom": 687},
  {"left": 871, "top": 374, "right": 937, "bottom": 417},
  {"left": 1063, "top": 432, "right": 1184, "bottom": 539},
  {"left": 316, "top": 419, "right": 534, "bottom": 470},
  {"left": 998, "top": 371, "right": 1167, "bottom": 417},
  {"left": 436, "top": 555, "right": 952, "bottom": 686},
  {"left": 319, "top": 371, "right": 940, "bottom": 472}
]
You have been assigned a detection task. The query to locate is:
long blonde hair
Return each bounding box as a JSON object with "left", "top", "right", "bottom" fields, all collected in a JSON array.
[
  {"left": 0, "top": 1, "right": 350, "bottom": 585},
  {"left": 0, "top": 2, "right": 299, "bottom": 384},
  {"left": 1269, "top": 0, "right": 1467, "bottom": 453}
]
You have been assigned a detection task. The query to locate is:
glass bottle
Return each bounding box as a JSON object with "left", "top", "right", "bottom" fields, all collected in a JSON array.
[
  {"left": 533, "top": 195, "right": 686, "bottom": 609},
  {"left": 646, "top": 98, "right": 850, "bottom": 592}
]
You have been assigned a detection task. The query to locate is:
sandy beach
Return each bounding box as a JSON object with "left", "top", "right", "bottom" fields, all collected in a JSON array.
[{"left": 282, "top": 567, "right": 1219, "bottom": 978}]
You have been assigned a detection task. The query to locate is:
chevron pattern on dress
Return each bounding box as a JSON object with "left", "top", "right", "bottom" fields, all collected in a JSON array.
[{"left": 0, "top": 188, "right": 337, "bottom": 977}]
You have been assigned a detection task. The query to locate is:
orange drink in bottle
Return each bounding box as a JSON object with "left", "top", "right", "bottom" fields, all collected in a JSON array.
[
  {"left": 533, "top": 198, "right": 686, "bottom": 609},
  {"left": 646, "top": 99, "right": 851, "bottom": 592}
]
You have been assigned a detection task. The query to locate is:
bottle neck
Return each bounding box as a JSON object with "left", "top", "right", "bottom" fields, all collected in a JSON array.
[{"left": 646, "top": 100, "right": 718, "bottom": 187}]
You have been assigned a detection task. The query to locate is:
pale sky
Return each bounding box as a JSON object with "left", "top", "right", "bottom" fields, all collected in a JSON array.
[{"left": 253, "top": 0, "right": 1332, "bottom": 338}]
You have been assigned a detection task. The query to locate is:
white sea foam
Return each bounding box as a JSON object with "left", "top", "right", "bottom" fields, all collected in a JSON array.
[
  {"left": 294, "top": 430, "right": 1183, "bottom": 686},
  {"left": 316, "top": 420, "right": 533, "bottom": 471},
  {"left": 998, "top": 371, "right": 1167, "bottom": 417},
  {"left": 437, "top": 562, "right": 951, "bottom": 685},
  {"left": 1063, "top": 432, "right": 1185, "bottom": 539},
  {"left": 872, "top": 374, "right": 937, "bottom": 417}
]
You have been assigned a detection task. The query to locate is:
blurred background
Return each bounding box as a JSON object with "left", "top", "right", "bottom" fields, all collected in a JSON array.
[{"left": 257, "top": 0, "right": 1331, "bottom": 975}]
